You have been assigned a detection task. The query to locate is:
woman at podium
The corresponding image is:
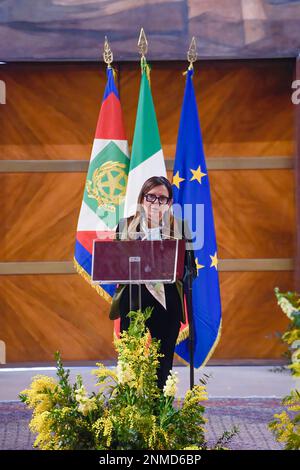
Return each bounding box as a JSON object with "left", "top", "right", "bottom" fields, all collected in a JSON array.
[{"left": 109, "top": 176, "right": 197, "bottom": 390}]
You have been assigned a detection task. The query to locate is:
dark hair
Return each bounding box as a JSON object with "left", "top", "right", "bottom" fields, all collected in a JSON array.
[
  {"left": 126, "top": 176, "right": 177, "bottom": 238},
  {"left": 137, "top": 176, "right": 173, "bottom": 205}
]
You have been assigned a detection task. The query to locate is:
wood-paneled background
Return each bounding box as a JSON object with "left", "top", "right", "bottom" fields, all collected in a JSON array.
[{"left": 0, "top": 59, "right": 296, "bottom": 363}]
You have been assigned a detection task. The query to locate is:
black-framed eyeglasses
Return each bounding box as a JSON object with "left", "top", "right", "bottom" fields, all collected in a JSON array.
[{"left": 144, "top": 193, "right": 170, "bottom": 205}]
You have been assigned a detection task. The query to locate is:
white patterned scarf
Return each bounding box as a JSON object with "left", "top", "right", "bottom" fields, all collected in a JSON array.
[{"left": 140, "top": 216, "right": 167, "bottom": 310}]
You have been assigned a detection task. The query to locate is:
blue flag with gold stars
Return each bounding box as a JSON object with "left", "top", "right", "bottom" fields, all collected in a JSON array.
[{"left": 173, "top": 68, "right": 222, "bottom": 368}]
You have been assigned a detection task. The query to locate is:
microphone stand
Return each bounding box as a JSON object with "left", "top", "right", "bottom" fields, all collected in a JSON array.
[
  {"left": 161, "top": 221, "right": 195, "bottom": 389},
  {"left": 184, "top": 248, "right": 195, "bottom": 390}
]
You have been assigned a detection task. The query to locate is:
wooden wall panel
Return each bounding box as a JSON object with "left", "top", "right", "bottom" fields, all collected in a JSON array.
[
  {"left": 209, "top": 169, "right": 295, "bottom": 259},
  {"left": 0, "top": 274, "right": 115, "bottom": 363},
  {"left": 120, "top": 59, "right": 294, "bottom": 158},
  {"left": 0, "top": 59, "right": 294, "bottom": 159},
  {"left": 0, "top": 168, "right": 295, "bottom": 262},
  {"left": 0, "top": 172, "right": 85, "bottom": 261},
  {"left": 167, "top": 168, "right": 295, "bottom": 259},
  {"left": 295, "top": 55, "right": 300, "bottom": 291},
  {"left": 0, "top": 271, "right": 292, "bottom": 362},
  {"left": 0, "top": 63, "right": 107, "bottom": 160},
  {"left": 214, "top": 271, "right": 292, "bottom": 359},
  {"left": 0, "top": 59, "right": 296, "bottom": 362}
]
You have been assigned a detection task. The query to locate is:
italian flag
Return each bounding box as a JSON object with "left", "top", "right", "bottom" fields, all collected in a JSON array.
[
  {"left": 114, "top": 59, "right": 167, "bottom": 338},
  {"left": 124, "top": 59, "right": 167, "bottom": 218}
]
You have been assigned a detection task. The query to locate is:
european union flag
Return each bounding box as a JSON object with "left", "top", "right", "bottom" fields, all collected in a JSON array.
[{"left": 173, "top": 68, "right": 222, "bottom": 368}]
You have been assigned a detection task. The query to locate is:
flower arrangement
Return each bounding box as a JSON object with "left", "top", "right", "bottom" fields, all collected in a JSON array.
[
  {"left": 268, "top": 288, "right": 300, "bottom": 449},
  {"left": 268, "top": 389, "right": 300, "bottom": 450},
  {"left": 274, "top": 287, "right": 300, "bottom": 377},
  {"left": 20, "top": 307, "right": 237, "bottom": 450}
]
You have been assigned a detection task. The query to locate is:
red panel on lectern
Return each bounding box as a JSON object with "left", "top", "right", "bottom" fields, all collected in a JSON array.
[{"left": 91, "top": 239, "right": 186, "bottom": 284}]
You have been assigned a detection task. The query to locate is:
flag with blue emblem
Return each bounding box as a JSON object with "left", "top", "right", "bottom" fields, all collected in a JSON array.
[
  {"left": 73, "top": 66, "right": 129, "bottom": 302},
  {"left": 173, "top": 67, "right": 222, "bottom": 368}
]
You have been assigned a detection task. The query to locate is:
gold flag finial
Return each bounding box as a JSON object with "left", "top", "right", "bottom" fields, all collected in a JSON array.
[
  {"left": 103, "top": 36, "right": 113, "bottom": 67},
  {"left": 187, "top": 36, "right": 197, "bottom": 69},
  {"left": 138, "top": 27, "right": 148, "bottom": 58}
]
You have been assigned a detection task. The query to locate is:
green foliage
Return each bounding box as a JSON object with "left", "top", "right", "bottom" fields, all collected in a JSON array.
[
  {"left": 269, "top": 389, "right": 300, "bottom": 450},
  {"left": 274, "top": 287, "right": 300, "bottom": 377},
  {"left": 268, "top": 288, "right": 300, "bottom": 449},
  {"left": 20, "top": 307, "right": 237, "bottom": 450}
]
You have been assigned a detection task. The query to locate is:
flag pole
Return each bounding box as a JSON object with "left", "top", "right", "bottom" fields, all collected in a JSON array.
[
  {"left": 187, "top": 36, "right": 197, "bottom": 70},
  {"left": 103, "top": 36, "right": 118, "bottom": 81},
  {"left": 130, "top": 27, "right": 150, "bottom": 313},
  {"left": 186, "top": 250, "right": 195, "bottom": 390},
  {"left": 138, "top": 27, "right": 150, "bottom": 82},
  {"left": 103, "top": 36, "right": 113, "bottom": 67},
  {"left": 186, "top": 37, "right": 197, "bottom": 390},
  {"left": 138, "top": 27, "right": 148, "bottom": 64}
]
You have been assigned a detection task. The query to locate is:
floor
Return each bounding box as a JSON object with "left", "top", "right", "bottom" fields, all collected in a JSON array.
[
  {"left": 0, "top": 364, "right": 297, "bottom": 450},
  {"left": 0, "top": 364, "right": 296, "bottom": 401}
]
